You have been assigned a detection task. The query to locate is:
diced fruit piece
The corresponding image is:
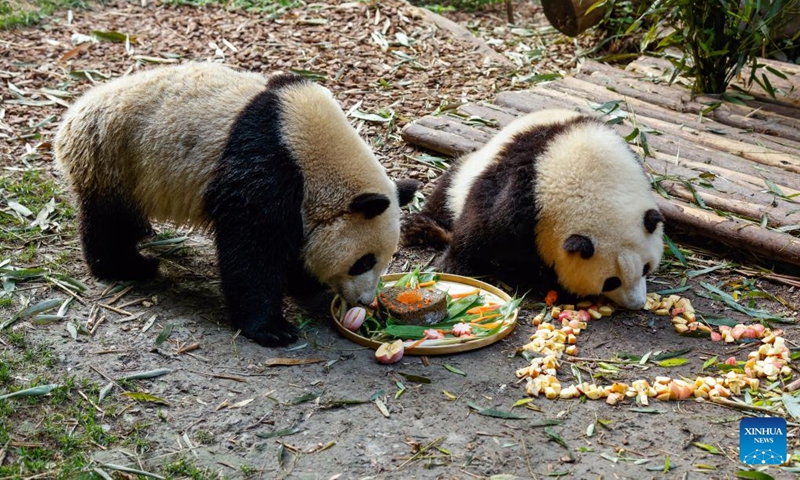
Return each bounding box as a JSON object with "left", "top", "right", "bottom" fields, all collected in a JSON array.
[{"left": 375, "top": 340, "right": 404, "bottom": 364}]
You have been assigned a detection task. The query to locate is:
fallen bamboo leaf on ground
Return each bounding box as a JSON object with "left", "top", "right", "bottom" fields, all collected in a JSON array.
[
  {"left": 264, "top": 357, "right": 324, "bottom": 366},
  {"left": 122, "top": 392, "right": 169, "bottom": 405},
  {"left": 256, "top": 427, "right": 303, "bottom": 439},
  {"left": 115, "top": 368, "right": 173, "bottom": 381},
  {"left": 0, "top": 383, "right": 61, "bottom": 400}
]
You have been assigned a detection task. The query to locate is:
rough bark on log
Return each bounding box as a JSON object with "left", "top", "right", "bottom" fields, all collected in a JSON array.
[
  {"left": 654, "top": 196, "right": 800, "bottom": 267},
  {"left": 625, "top": 56, "right": 800, "bottom": 108},
  {"left": 574, "top": 60, "right": 800, "bottom": 144}
]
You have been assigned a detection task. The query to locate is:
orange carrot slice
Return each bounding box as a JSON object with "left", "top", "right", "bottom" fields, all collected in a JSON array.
[
  {"left": 466, "top": 304, "right": 501, "bottom": 315},
  {"left": 449, "top": 288, "right": 481, "bottom": 299}
]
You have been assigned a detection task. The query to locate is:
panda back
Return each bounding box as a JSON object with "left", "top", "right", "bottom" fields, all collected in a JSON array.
[
  {"left": 55, "top": 62, "right": 268, "bottom": 226},
  {"left": 445, "top": 109, "right": 583, "bottom": 220}
]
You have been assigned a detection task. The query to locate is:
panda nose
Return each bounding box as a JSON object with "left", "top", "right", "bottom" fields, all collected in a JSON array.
[{"left": 357, "top": 295, "right": 378, "bottom": 309}]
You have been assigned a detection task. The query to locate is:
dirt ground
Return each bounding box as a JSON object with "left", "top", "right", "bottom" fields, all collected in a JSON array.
[{"left": 1, "top": 1, "right": 799, "bottom": 479}]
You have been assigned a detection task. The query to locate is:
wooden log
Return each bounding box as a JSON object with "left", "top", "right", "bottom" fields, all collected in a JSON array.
[
  {"left": 654, "top": 196, "right": 800, "bottom": 268},
  {"left": 625, "top": 55, "right": 800, "bottom": 108},
  {"left": 626, "top": 57, "right": 800, "bottom": 121},
  {"left": 657, "top": 181, "right": 797, "bottom": 228},
  {"left": 574, "top": 60, "right": 800, "bottom": 144},
  {"left": 540, "top": 0, "right": 605, "bottom": 37},
  {"left": 400, "top": 119, "right": 484, "bottom": 157}
]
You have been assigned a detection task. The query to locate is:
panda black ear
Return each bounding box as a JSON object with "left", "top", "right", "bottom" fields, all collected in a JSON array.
[
  {"left": 395, "top": 179, "right": 421, "bottom": 207},
  {"left": 644, "top": 208, "right": 664, "bottom": 234},
  {"left": 563, "top": 234, "right": 594, "bottom": 259},
  {"left": 350, "top": 193, "right": 391, "bottom": 219}
]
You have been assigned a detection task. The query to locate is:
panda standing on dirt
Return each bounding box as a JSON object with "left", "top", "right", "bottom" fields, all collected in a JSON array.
[
  {"left": 403, "top": 109, "right": 665, "bottom": 310},
  {"left": 54, "top": 62, "right": 419, "bottom": 347}
]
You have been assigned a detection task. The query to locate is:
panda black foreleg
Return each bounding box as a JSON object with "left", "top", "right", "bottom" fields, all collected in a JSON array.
[
  {"left": 79, "top": 193, "right": 159, "bottom": 281},
  {"left": 213, "top": 217, "right": 300, "bottom": 347}
]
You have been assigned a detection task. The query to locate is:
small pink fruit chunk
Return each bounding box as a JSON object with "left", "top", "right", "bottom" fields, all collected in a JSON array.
[
  {"left": 451, "top": 322, "right": 473, "bottom": 337},
  {"left": 725, "top": 356, "right": 737, "bottom": 366},
  {"left": 342, "top": 307, "right": 367, "bottom": 331},
  {"left": 710, "top": 331, "right": 722, "bottom": 341},
  {"left": 423, "top": 329, "right": 444, "bottom": 340},
  {"left": 375, "top": 340, "right": 404, "bottom": 364}
]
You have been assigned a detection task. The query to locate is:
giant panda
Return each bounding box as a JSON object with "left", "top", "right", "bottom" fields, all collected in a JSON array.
[
  {"left": 54, "top": 62, "right": 419, "bottom": 347},
  {"left": 402, "top": 109, "right": 664, "bottom": 309}
]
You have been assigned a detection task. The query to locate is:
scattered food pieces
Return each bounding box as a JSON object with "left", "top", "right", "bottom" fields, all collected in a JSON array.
[{"left": 517, "top": 293, "right": 789, "bottom": 405}]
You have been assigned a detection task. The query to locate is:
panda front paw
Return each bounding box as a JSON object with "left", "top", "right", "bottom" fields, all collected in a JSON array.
[{"left": 239, "top": 317, "right": 300, "bottom": 347}]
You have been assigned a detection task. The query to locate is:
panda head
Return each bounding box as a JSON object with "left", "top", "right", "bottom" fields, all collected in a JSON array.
[
  {"left": 550, "top": 208, "right": 665, "bottom": 309},
  {"left": 532, "top": 116, "right": 665, "bottom": 310},
  {"left": 303, "top": 180, "right": 419, "bottom": 306}
]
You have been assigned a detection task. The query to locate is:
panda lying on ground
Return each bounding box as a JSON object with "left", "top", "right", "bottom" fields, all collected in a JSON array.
[
  {"left": 55, "top": 62, "right": 419, "bottom": 347},
  {"left": 403, "top": 109, "right": 664, "bottom": 310}
]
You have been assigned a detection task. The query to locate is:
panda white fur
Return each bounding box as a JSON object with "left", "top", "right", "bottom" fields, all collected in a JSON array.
[
  {"left": 55, "top": 62, "right": 419, "bottom": 346},
  {"left": 402, "top": 109, "right": 664, "bottom": 309}
]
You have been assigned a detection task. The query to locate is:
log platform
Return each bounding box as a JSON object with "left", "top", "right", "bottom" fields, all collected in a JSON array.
[{"left": 400, "top": 56, "right": 800, "bottom": 268}]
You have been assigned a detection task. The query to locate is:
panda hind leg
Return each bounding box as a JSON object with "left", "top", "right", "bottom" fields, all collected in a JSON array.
[{"left": 79, "top": 194, "right": 159, "bottom": 281}]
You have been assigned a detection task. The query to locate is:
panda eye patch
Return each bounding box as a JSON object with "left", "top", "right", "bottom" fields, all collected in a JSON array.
[
  {"left": 643, "top": 263, "right": 651, "bottom": 276},
  {"left": 348, "top": 254, "right": 376, "bottom": 276},
  {"left": 602, "top": 277, "right": 622, "bottom": 292}
]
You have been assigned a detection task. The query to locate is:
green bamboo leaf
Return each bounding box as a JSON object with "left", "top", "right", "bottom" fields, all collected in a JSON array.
[
  {"left": 692, "top": 442, "right": 720, "bottom": 454},
  {"left": 735, "top": 471, "right": 775, "bottom": 480},
  {"left": 351, "top": 110, "right": 393, "bottom": 123},
  {"left": 319, "top": 399, "right": 368, "bottom": 409},
  {"left": 629, "top": 408, "right": 664, "bottom": 414},
  {"left": 98, "top": 382, "right": 114, "bottom": 403},
  {"left": 91, "top": 30, "right": 136, "bottom": 43},
  {"left": 655, "top": 286, "right": 692, "bottom": 295},
  {"left": 0, "top": 267, "right": 44, "bottom": 280},
  {"left": 764, "top": 65, "right": 787, "bottom": 80},
  {"left": 0, "top": 383, "right": 61, "bottom": 400},
  {"left": 154, "top": 323, "right": 174, "bottom": 345},
  {"left": 116, "top": 368, "right": 173, "bottom": 382},
  {"left": 658, "top": 358, "right": 689, "bottom": 367},
  {"left": 512, "top": 398, "right": 534, "bottom": 408},
  {"left": 288, "top": 69, "right": 327, "bottom": 81},
  {"left": 782, "top": 393, "right": 800, "bottom": 421},
  {"left": 663, "top": 234, "right": 687, "bottom": 267},
  {"left": 122, "top": 392, "right": 170, "bottom": 405},
  {"left": 1, "top": 297, "right": 62, "bottom": 330},
  {"left": 700, "top": 282, "right": 789, "bottom": 321},
  {"left": 761, "top": 73, "right": 776, "bottom": 98},
  {"left": 256, "top": 427, "right": 303, "bottom": 439},
  {"left": 764, "top": 179, "right": 785, "bottom": 197},
  {"left": 443, "top": 364, "right": 466, "bottom": 376},
  {"left": 544, "top": 427, "right": 569, "bottom": 448},
  {"left": 287, "top": 391, "right": 322, "bottom": 405},
  {"left": 702, "top": 356, "right": 718, "bottom": 371}
]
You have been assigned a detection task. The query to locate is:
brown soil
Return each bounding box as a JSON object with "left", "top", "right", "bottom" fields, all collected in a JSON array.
[{"left": 0, "top": 1, "right": 798, "bottom": 478}]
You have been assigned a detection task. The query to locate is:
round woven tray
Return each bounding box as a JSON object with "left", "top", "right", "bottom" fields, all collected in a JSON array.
[{"left": 330, "top": 273, "right": 519, "bottom": 355}]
